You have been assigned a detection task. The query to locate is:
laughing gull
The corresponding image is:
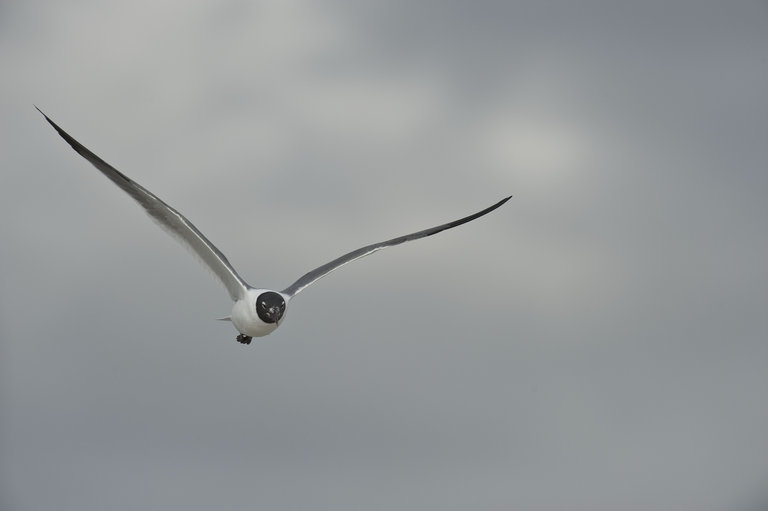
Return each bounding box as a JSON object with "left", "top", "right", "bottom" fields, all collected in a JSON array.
[{"left": 37, "top": 107, "right": 511, "bottom": 344}]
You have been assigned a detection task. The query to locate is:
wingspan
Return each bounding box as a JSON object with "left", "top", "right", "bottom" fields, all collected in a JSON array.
[
  {"left": 37, "top": 107, "right": 250, "bottom": 302},
  {"left": 281, "top": 196, "right": 511, "bottom": 297}
]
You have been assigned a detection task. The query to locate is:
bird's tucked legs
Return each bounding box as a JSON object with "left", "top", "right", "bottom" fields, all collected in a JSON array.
[{"left": 236, "top": 334, "right": 252, "bottom": 345}]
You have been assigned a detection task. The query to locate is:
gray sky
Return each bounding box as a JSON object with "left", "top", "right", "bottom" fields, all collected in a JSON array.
[{"left": 2, "top": 1, "right": 768, "bottom": 510}]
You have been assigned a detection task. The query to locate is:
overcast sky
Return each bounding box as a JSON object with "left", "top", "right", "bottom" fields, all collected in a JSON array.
[{"left": 2, "top": 1, "right": 768, "bottom": 510}]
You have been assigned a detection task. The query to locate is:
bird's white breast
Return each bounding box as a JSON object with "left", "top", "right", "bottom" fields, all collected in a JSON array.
[{"left": 230, "top": 288, "right": 287, "bottom": 337}]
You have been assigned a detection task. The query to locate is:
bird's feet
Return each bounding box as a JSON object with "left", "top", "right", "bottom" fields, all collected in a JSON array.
[{"left": 236, "top": 334, "right": 252, "bottom": 345}]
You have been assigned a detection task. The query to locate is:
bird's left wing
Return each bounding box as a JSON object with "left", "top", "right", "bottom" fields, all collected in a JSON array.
[
  {"left": 37, "top": 107, "right": 249, "bottom": 302},
  {"left": 281, "top": 196, "right": 511, "bottom": 297}
]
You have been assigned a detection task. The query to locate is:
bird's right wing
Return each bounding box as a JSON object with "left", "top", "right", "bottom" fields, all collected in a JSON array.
[
  {"left": 37, "top": 107, "right": 250, "bottom": 302},
  {"left": 281, "top": 196, "right": 511, "bottom": 298}
]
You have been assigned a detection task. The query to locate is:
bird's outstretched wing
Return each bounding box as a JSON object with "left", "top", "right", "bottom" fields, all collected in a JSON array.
[
  {"left": 281, "top": 196, "right": 511, "bottom": 297},
  {"left": 37, "top": 107, "right": 249, "bottom": 301}
]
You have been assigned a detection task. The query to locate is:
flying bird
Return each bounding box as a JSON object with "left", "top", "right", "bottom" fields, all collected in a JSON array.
[{"left": 37, "top": 107, "right": 511, "bottom": 344}]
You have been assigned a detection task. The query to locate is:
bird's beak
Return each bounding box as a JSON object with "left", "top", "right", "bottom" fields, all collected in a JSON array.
[{"left": 270, "top": 307, "right": 282, "bottom": 325}]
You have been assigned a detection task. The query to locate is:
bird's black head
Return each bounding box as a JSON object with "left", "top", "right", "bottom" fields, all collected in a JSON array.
[{"left": 256, "top": 291, "right": 286, "bottom": 325}]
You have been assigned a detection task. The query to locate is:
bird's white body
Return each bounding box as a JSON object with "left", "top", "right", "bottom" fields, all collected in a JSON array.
[{"left": 231, "top": 289, "right": 290, "bottom": 338}]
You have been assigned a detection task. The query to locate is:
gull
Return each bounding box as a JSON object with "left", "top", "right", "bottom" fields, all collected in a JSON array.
[{"left": 37, "top": 107, "right": 511, "bottom": 344}]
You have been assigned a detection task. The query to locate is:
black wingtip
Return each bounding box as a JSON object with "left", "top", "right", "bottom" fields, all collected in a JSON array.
[
  {"left": 34, "top": 105, "right": 59, "bottom": 132},
  {"left": 35, "top": 106, "right": 88, "bottom": 156},
  {"left": 34, "top": 105, "right": 134, "bottom": 185}
]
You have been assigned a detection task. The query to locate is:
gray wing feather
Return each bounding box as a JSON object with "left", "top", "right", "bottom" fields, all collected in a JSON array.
[
  {"left": 282, "top": 196, "right": 511, "bottom": 297},
  {"left": 37, "top": 107, "right": 249, "bottom": 302}
]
